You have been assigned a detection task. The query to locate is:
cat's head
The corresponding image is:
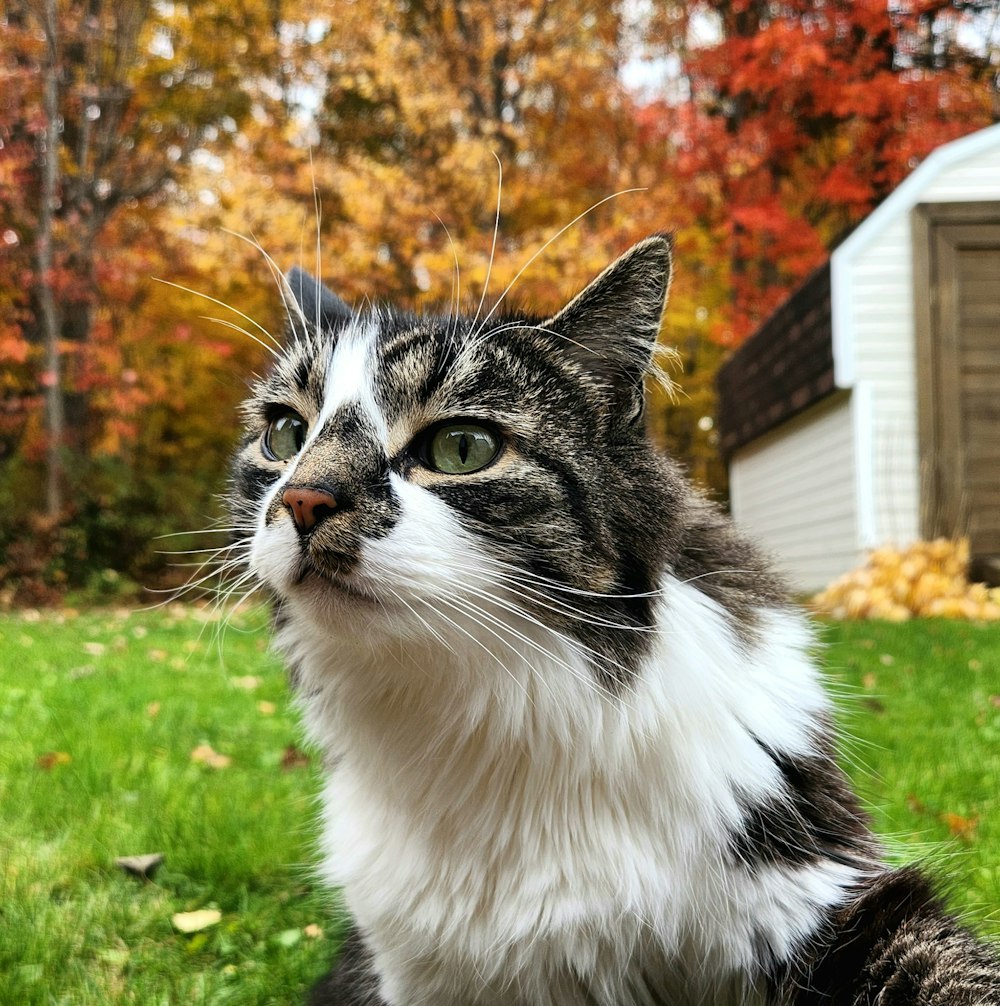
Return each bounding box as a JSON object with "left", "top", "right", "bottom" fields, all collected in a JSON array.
[{"left": 230, "top": 236, "right": 680, "bottom": 684}]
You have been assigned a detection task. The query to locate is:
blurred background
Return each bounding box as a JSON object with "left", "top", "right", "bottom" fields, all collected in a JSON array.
[{"left": 1, "top": 0, "right": 998, "bottom": 606}]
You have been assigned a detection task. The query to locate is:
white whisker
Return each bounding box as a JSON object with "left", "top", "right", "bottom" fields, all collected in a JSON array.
[
  {"left": 471, "top": 187, "right": 645, "bottom": 340},
  {"left": 472, "top": 152, "right": 503, "bottom": 331},
  {"left": 153, "top": 277, "right": 280, "bottom": 350}
]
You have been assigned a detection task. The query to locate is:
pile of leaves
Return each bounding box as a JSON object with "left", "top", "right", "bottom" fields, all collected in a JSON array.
[{"left": 812, "top": 539, "right": 1000, "bottom": 622}]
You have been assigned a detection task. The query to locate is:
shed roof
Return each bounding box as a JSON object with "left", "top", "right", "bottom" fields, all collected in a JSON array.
[
  {"left": 716, "top": 122, "right": 1000, "bottom": 457},
  {"left": 716, "top": 264, "right": 834, "bottom": 457}
]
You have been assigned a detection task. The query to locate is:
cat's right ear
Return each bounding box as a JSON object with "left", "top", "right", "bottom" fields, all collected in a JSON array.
[
  {"left": 285, "top": 266, "right": 353, "bottom": 337},
  {"left": 543, "top": 234, "right": 672, "bottom": 421}
]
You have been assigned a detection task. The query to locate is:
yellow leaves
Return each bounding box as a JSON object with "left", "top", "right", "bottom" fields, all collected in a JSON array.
[
  {"left": 941, "top": 812, "right": 980, "bottom": 842},
  {"left": 812, "top": 538, "right": 1000, "bottom": 621},
  {"left": 190, "top": 744, "right": 231, "bottom": 770},
  {"left": 36, "top": 751, "right": 72, "bottom": 770},
  {"left": 171, "top": 909, "right": 222, "bottom": 934},
  {"left": 906, "top": 796, "right": 980, "bottom": 843}
]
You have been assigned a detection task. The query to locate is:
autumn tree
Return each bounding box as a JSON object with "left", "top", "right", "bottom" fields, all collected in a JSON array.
[
  {"left": 0, "top": 1, "right": 301, "bottom": 599},
  {"left": 643, "top": 0, "right": 1000, "bottom": 345},
  {"left": 0, "top": 0, "right": 283, "bottom": 519},
  {"left": 256, "top": 1, "right": 677, "bottom": 315},
  {"left": 617, "top": 0, "right": 1000, "bottom": 489},
  {"left": 3, "top": 0, "right": 999, "bottom": 601}
]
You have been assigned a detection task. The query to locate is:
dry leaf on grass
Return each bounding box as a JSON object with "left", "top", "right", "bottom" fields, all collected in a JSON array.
[
  {"left": 190, "top": 744, "right": 232, "bottom": 769},
  {"left": 37, "top": 751, "right": 71, "bottom": 770},
  {"left": 172, "top": 908, "right": 221, "bottom": 933},
  {"left": 230, "top": 675, "right": 261, "bottom": 691},
  {"left": 905, "top": 793, "right": 927, "bottom": 815},
  {"left": 940, "top": 812, "right": 979, "bottom": 841},
  {"left": 257, "top": 700, "right": 276, "bottom": 716},
  {"left": 281, "top": 745, "right": 310, "bottom": 771},
  {"left": 116, "top": 853, "right": 165, "bottom": 880}
]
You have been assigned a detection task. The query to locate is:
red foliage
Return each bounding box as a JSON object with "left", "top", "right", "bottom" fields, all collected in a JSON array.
[{"left": 647, "top": 0, "right": 998, "bottom": 344}]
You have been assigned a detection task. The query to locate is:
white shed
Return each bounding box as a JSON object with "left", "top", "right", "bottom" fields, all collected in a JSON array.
[{"left": 717, "top": 123, "right": 1000, "bottom": 592}]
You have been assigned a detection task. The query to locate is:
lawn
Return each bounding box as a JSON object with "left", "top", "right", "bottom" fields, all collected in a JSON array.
[{"left": 0, "top": 607, "right": 997, "bottom": 1004}]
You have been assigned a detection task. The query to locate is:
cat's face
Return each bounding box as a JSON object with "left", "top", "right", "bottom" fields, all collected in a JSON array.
[{"left": 230, "top": 237, "right": 676, "bottom": 680}]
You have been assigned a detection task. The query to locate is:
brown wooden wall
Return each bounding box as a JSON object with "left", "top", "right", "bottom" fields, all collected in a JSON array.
[{"left": 913, "top": 201, "right": 1000, "bottom": 582}]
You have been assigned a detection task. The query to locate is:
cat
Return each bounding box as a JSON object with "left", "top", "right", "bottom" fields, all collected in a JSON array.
[{"left": 228, "top": 235, "right": 999, "bottom": 1005}]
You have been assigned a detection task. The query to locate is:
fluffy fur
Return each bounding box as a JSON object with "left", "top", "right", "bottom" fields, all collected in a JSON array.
[{"left": 227, "top": 237, "right": 999, "bottom": 1005}]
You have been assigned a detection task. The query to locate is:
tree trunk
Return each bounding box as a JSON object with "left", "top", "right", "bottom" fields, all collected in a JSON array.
[{"left": 36, "top": 0, "right": 64, "bottom": 518}]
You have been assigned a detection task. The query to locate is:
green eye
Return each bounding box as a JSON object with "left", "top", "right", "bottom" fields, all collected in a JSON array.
[
  {"left": 424, "top": 422, "right": 501, "bottom": 474},
  {"left": 262, "top": 410, "right": 307, "bottom": 461}
]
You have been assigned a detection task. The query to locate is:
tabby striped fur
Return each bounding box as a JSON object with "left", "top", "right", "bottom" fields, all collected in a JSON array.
[{"left": 227, "top": 237, "right": 999, "bottom": 1005}]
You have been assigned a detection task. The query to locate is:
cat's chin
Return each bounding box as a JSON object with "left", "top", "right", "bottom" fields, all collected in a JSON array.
[{"left": 290, "top": 560, "right": 386, "bottom": 607}]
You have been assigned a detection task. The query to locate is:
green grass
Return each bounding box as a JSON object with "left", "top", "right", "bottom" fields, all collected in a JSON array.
[
  {"left": 0, "top": 606, "right": 336, "bottom": 1005},
  {"left": 822, "top": 619, "right": 1000, "bottom": 934},
  {"left": 0, "top": 609, "right": 997, "bottom": 1003}
]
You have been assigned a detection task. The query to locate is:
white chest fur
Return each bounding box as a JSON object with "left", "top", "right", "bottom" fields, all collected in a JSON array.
[{"left": 281, "top": 578, "right": 858, "bottom": 1006}]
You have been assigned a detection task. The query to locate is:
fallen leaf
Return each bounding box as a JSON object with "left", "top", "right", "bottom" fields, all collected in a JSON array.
[
  {"left": 37, "top": 751, "right": 71, "bottom": 770},
  {"left": 304, "top": 924, "right": 323, "bottom": 939},
  {"left": 879, "top": 653, "right": 895, "bottom": 666},
  {"left": 257, "top": 700, "right": 276, "bottom": 716},
  {"left": 990, "top": 695, "right": 1000, "bottom": 709},
  {"left": 940, "top": 812, "right": 979, "bottom": 841},
  {"left": 230, "top": 675, "right": 261, "bottom": 691},
  {"left": 116, "top": 853, "right": 165, "bottom": 880},
  {"left": 905, "top": 793, "right": 927, "bottom": 815},
  {"left": 190, "top": 744, "right": 232, "bottom": 769},
  {"left": 281, "top": 745, "right": 310, "bottom": 771},
  {"left": 83, "top": 641, "right": 105, "bottom": 656},
  {"left": 172, "top": 908, "right": 221, "bottom": 933},
  {"left": 969, "top": 659, "right": 982, "bottom": 671},
  {"left": 148, "top": 649, "right": 167, "bottom": 662},
  {"left": 146, "top": 701, "right": 161, "bottom": 718},
  {"left": 862, "top": 673, "right": 877, "bottom": 690}
]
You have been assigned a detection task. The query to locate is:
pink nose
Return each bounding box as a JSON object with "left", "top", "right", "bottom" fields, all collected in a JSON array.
[{"left": 281, "top": 486, "right": 338, "bottom": 532}]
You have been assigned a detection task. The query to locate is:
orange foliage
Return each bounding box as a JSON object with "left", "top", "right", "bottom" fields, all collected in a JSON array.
[{"left": 0, "top": 0, "right": 997, "bottom": 592}]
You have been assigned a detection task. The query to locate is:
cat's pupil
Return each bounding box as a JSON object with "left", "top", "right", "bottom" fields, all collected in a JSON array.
[
  {"left": 263, "top": 410, "right": 306, "bottom": 461},
  {"left": 425, "top": 422, "right": 500, "bottom": 474}
]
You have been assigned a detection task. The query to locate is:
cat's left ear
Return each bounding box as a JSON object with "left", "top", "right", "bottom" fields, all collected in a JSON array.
[
  {"left": 285, "top": 266, "right": 353, "bottom": 336},
  {"left": 544, "top": 234, "right": 672, "bottom": 419}
]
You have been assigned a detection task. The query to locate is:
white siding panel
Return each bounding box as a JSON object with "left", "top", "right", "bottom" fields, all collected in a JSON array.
[
  {"left": 731, "top": 128, "right": 1000, "bottom": 590},
  {"left": 836, "top": 134, "right": 1000, "bottom": 550},
  {"left": 729, "top": 394, "right": 861, "bottom": 592},
  {"left": 922, "top": 146, "right": 1000, "bottom": 201}
]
